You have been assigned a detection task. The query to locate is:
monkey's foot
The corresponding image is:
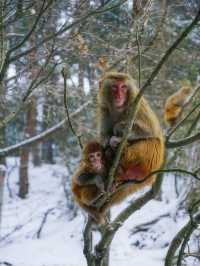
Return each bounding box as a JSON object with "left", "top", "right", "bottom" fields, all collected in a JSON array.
[{"left": 91, "top": 214, "right": 106, "bottom": 226}]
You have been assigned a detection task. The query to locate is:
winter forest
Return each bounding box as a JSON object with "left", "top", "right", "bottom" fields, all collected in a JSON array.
[{"left": 0, "top": 0, "right": 200, "bottom": 266}]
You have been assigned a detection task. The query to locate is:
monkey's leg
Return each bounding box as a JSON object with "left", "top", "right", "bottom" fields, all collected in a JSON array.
[
  {"left": 80, "top": 186, "right": 103, "bottom": 206},
  {"left": 100, "top": 139, "right": 163, "bottom": 213},
  {"left": 121, "top": 138, "right": 163, "bottom": 176},
  {"left": 77, "top": 200, "right": 106, "bottom": 225}
]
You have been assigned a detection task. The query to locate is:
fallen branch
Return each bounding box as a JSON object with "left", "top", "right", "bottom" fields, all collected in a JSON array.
[
  {"left": 0, "top": 262, "right": 13, "bottom": 266},
  {"left": 36, "top": 207, "right": 56, "bottom": 239},
  {"left": 131, "top": 213, "right": 170, "bottom": 234}
]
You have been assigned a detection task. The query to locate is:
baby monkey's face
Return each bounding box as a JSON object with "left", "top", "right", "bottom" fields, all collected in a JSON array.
[{"left": 88, "top": 151, "right": 103, "bottom": 171}]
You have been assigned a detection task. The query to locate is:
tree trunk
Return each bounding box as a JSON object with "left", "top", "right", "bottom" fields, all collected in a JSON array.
[
  {"left": 42, "top": 139, "right": 54, "bottom": 164},
  {"left": 0, "top": 165, "right": 6, "bottom": 236},
  {"left": 41, "top": 90, "right": 54, "bottom": 164},
  {"left": 0, "top": 2, "right": 6, "bottom": 165},
  {"left": 19, "top": 148, "right": 29, "bottom": 198},
  {"left": 18, "top": 102, "right": 34, "bottom": 198},
  {"left": 28, "top": 18, "right": 41, "bottom": 167}
]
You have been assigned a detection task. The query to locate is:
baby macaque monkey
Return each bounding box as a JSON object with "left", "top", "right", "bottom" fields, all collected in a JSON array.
[
  {"left": 71, "top": 141, "right": 108, "bottom": 224},
  {"left": 76, "top": 149, "right": 106, "bottom": 194}
]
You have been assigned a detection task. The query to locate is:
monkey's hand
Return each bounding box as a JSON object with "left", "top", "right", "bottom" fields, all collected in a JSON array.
[
  {"left": 101, "top": 136, "right": 110, "bottom": 148},
  {"left": 109, "top": 136, "right": 122, "bottom": 148},
  {"left": 113, "top": 121, "right": 126, "bottom": 136},
  {"left": 109, "top": 180, "right": 123, "bottom": 193},
  {"left": 76, "top": 172, "right": 94, "bottom": 185},
  {"left": 105, "top": 146, "right": 115, "bottom": 161}
]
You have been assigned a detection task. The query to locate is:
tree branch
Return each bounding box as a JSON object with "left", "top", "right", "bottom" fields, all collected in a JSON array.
[
  {"left": 105, "top": 6, "right": 200, "bottom": 191},
  {"left": 7, "top": 0, "right": 128, "bottom": 64},
  {"left": 0, "top": 101, "right": 91, "bottom": 157},
  {"left": 166, "top": 131, "right": 200, "bottom": 148},
  {"left": 165, "top": 213, "right": 200, "bottom": 266},
  {"left": 62, "top": 68, "right": 83, "bottom": 149},
  {"left": 141, "top": 7, "right": 200, "bottom": 92},
  {"left": 0, "top": 47, "right": 56, "bottom": 130}
]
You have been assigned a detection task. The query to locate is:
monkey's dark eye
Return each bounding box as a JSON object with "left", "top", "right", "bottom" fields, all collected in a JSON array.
[
  {"left": 96, "top": 152, "right": 101, "bottom": 157},
  {"left": 112, "top": 85, "right": 118, "bottom": 91},
  {"left": 121, "top": 85, "right": 128, "bottom": 91},
  {"left": 89, "top": 154, "right": 94, "bottom": 159}
]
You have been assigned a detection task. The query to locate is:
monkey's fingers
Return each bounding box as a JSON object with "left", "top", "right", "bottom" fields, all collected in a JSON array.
[
  {"left": 109, "top": 136, "right": 122, "bottom": 148},
  {"left": 108, "top": 181, "right": 122, "bottom": 193}
]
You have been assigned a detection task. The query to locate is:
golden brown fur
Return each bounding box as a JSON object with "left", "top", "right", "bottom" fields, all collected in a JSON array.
[
  {"left": 164, "top": 86, "right": 192, "bottom": 126},
  {"left": 71, "top": 141, "right": 107, "bottom": 224},
  {"left": 97, "top": 72, "right": 165, "bottom": 212}
]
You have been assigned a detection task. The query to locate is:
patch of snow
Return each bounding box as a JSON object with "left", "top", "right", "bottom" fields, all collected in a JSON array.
[{"left": 0, "top": 159, "right": 190, "bottom": 266}]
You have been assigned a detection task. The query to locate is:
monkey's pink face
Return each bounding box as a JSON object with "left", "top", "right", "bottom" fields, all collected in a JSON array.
[
  {"left": 89, "top": 151, "right": 103, "bottom": 171},
  {"left": 111, "top": 81, "right": 128, "bottom": 108}
]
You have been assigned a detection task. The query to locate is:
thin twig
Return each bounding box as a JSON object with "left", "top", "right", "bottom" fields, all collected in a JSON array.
[
  {"left": 166, "top": 85, "right": 200, "bottom": 139},
  {"left": 166, "top": 131, "right": 200, "bottom": 149},
  {"left": 0, "top": 46, "right": 56, "bottom": 130},
  {"left": 94, "top": 167, "right": 200, "bottom": 209},
  {"left": 141, "top": 8, "right": 200, "bottom": 92},
  {"left": 62, "top": 68, "right": 83, "bottom": 149},
  {"left": 166, "top": 102, "right": 200, "bottom": 141},
  {"left": 186, "top": 109, "right": 200, "bottom": 136},
  {"left": 136, "top": 25, "right": 142, "bottom": 88}
]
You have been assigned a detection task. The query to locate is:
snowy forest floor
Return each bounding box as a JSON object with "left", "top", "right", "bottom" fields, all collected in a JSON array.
[{"left": 0, "top": 158, "right": 189, "bottom": 266}]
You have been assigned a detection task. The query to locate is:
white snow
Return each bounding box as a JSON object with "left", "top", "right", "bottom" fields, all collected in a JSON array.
[{"left": 0, "top": 159, "right": 190, "bottom": 266}]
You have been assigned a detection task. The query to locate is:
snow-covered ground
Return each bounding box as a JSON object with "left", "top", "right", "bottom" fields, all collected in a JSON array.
[{"left": 0, "top": 158, "right": 189, "bottom": 266}]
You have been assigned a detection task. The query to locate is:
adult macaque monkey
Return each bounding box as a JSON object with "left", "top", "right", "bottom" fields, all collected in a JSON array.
[
  {"left": 98, "top": 72, "right": 164, "bottom": 210},
  {"left": 71, "top": 141, "right": 107, "bottom": 224}
]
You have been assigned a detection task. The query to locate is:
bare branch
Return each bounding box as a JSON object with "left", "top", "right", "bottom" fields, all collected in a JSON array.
[
  {"left": 0, "top": 101, "right": 91, "bottom": 157},
  {"left": 166, "top": 131, "right": 200, "bottom": 149},
  {"left": 8, "top": 0, "right": 54, "bottom": 54},
  {"left": 62, "top": 68, "right": 83, "bottom": 149},
  {"left": 166, "top": 101, "right": 200, "bottom": 141},
  {"left": 165, "top": 213, "right": 200, "bottom": 266},
  {"left": 142, "top": 8, "right": 200, "bottom": 92},
  {"left": 7, "top": 0, "right": 128, "bottom": 64},
  {"left": 0, "top": 47, "right": 56, "bottom": 130},
  {"left": 94, "top": 167, "right": 200, "bottom": 209},
  {"left": 136, "top": 25, "right": 142, "bottom": 88},
  {"left": 0, "top": 0, "right": 5, "bottom": 74}
]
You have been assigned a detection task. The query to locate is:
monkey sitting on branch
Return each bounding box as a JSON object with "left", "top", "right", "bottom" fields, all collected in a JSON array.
[
  {"left": 71, "top": 141, "right": 108, "bottom": 224},
  {"left": 164, "top": 86, "right": 192, "bottom": 127},
  {"left": 97, "top": 72, "right": 165, "bottom": 213}
]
